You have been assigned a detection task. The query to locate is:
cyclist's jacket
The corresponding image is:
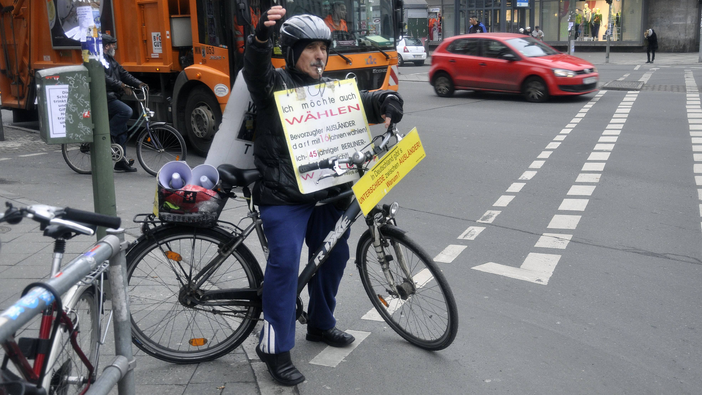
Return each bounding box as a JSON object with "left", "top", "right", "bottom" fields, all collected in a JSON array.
[
  {"left": 243, "top": 35, "right": 402, "bottom": 206},
  {"left": 103, "top": 53, "right": 144, "bottom": 103}
]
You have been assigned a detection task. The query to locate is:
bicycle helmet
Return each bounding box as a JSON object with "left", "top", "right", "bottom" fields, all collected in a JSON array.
[{"left": 279, "top": 15, "right": 332, "bottom": 68}]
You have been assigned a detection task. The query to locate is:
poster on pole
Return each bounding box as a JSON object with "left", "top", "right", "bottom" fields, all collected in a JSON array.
[{"left": 274, "top": 79, "right": 373, "bottom": 194}]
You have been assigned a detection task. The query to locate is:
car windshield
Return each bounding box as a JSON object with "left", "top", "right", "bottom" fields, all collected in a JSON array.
[
  {"left": 403, "top": 37, "right": 422, "bottom": 46},
  {"left": 285, "top": 0, "right": 397, "bottom": 52},
  {"left": 506, "top": 37, "right": 560, "bottom": 57}
]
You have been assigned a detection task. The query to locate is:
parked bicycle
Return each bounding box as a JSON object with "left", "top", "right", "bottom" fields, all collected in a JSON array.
[
  {"left": 125, "top": 124, "right": 458, "bottom": 364},
  {"left": 61, "top": 86, "right": 187, "bottom": 176},
  {"left": 0, "top": 203, "right": 122, "bottom": 394}
]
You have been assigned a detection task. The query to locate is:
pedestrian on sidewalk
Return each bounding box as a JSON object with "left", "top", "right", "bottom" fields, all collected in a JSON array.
[
  {"left": 468, "top": 16, "right": 486, "bottom": 33},
  {"left": 644, "top": 28, "right": 658, "bottom": 63}
]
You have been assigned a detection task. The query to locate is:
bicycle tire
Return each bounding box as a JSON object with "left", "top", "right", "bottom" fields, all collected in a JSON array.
[
  {"left": 126, "top": 225, "right": 263, "bottom": 363},
  {"left": 61, "top": 143, "right": 92, "bottom": 175},
  {"left": 42, "top": 286, "right": 99, "bottom": 395},
  {"left": 136, "top": 124, "right": 187, "bottom": 177},
  {"left": 356, "top": 225, "right": 458, "bottom": 351}
]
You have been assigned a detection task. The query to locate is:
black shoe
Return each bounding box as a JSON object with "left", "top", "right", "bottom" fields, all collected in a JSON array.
[
  {"left": 114, "top": 159, "right": 137, "bottom": 172},
  {"left": 255, "top": 346, "right": 305, "bottom": 386},
  {"left": 127, "top": 159, "right": 135, "bottom": 166},
  {"left": 306, "top": 327, "right": 355, "bottom": 347}
]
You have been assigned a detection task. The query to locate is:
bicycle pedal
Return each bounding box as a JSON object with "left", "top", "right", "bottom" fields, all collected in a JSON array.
[{"left": 297, "top": 311, "right": 308, "bottom": 325}]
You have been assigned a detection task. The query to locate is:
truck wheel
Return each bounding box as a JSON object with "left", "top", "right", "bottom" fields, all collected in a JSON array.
[{"left": 184, "top": 87, "right": 221, "bottom": 156}]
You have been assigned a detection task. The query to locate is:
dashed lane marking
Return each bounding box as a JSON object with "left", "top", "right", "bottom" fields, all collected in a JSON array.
[
  {"left": 309, "top": 330, "right": 371, "bottom": 367},
  {"left": 433, "top": 244, "right": 467, "bottom": 263}
]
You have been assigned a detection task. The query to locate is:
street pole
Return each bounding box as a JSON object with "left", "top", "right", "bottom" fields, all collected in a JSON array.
[
  {"left": 78, "top": 2, "right": 117, "bottom": 239},
  {"left": 567, "top": 1, "right": 576, "bottom": 55},
  {"left": 699, "top": 4, "right": 702, "bottom": 63},
  {"left": 606, "top": 4, "right": 611, "bottom": 63}
]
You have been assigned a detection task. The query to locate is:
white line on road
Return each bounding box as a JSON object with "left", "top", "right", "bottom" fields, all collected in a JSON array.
[
  {"left": 472, "top": 253, "right": 561, "bottom": 285},
  {"left": 459, "top": 226, "right": 485, "bottom": 240},
  {"left": 309, "top": 330, "right": 371, "bottom": 367},
  {"left": 434, "top": 245, "right": 467, "bottom": 263}
]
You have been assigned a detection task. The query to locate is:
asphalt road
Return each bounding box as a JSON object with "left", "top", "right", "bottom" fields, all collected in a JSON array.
[{"left": 2, "top": 61, "right": 702, "bottom": 394}]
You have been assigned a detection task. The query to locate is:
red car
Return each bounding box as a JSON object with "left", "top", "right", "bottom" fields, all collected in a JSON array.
[{"left": 429, "top": 33, "right": 599, "bottom": 102}]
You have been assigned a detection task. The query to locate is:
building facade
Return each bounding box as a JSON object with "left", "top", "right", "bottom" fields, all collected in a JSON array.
[{"left": 422, "top": 0, "right": 700, "bottom": 52}]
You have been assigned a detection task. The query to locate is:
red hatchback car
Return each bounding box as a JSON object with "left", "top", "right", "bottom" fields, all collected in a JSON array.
[{"left": 429, "top": 33, "right": 599, "bottom": 102}]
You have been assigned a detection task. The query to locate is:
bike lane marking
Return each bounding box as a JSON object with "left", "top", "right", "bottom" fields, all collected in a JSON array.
[
  {"left": 684, "top": 70, "right": 702, "bottom": 232},
  {"left": 309, "top": 330, "right": 371, "bottom": 367},
  {"left": 434, "top": 91, "right": 607, "bottom": 264},
  {"left": 473, "top": 91, "right": 640, "bottom": 284}
]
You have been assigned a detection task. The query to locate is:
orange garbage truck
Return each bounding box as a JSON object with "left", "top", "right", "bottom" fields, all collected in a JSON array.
[{"left": 0, "top": 0, "right": 403, "bottom": 155}]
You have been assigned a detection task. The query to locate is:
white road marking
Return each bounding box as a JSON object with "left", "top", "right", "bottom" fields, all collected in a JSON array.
[
  {"left": 361, "top": 268, "right": 434, "bottom": 321},
  {"left": 537, "top": 151, "right": 553, "bottom": 159},
  {"left": 559, "top": 198, "right": 589, "bottom": 211},
  {"left": 477, "top": 210, "right": 501, "bottom": 223},
  {"left": 548, "top": 215, "right": 581, "bottom": 229},
  {"left": 568, "top": 185, "right": 596, "bottom": 196},
  {"left": 594, "top": 144, "right": 615, "bottom": 151},
  {"left": 493, "top": 195, "right": 515, "bottom": 207},
  {"left": 575, "top": 173, "right": 601, "bottom": 183},
  {"left": 519, "top": 171, "right": 537, "bottom": 180},
  {"left": 459, "top": 226, "right": 485, "bottom": 240},
  {"left": 606, "top": 124, "right": 624, "bottom": 129},
  {"left": 582, "top": 162, "right": 606, "bottom": 171},
  {"left": 529, "top": 160, "right": 545, "bottom": 168},
  {"left": 309, "top": 330, "right": 371, "bottom": 367},
  {"left": 434, "top": 245, "right": 467, "bottom": 263},
  {"left": 560, "top": 129, "right": 573, "bottom": 134},
  {"left": 534, "top": 233, "right": 573, "bottom": 249},
  {"left": 18, "top": 153, "right": 47, "bottom": 158},
  {"left": 695, "top": 176, "right": 702, "bottom": 185},
  {"left": 599, "top": 136, "right": 618, "bottom": 143},
  {"left": 553, "top": 135, "right": 567, "bottom": 141},
  {"left": 610, "top": 119, "right": 626, "bottom": 123},
  {"left": 546, "top": 142, "right": 561, "bottom": 149},
  {"left": 602, "top": 130, "right": 621, "bottom": 136},
  {"left": 507, "top": 182, "right": 526, "bottom": 192},
  {"left": 588, "top": 152, "right": 611, "bottom": 161},
  {"left": 695, "top": 154, "right": 702, "bottom": 161},
  {"left": 472, "top": 253, "right": 561, "bottom": 285}
]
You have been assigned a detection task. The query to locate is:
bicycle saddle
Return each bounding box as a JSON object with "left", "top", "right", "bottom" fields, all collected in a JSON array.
[{"left": 218, "top": 164, "right": 261, "bottom": 188}]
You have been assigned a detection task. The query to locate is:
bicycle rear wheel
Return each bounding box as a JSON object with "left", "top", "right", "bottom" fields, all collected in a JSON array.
[
  {"left": 126, "top": 226, "right": 263, "bottom": 363},
  {"left": 356, "top": 225, "right": 458, "bottom": 351},
  {"left": 61, "top": 143, "right": 92, "bottom": 175},
  {"left": 42, "top": 286, "right": 99, "bottom": 395},
  {"left": 136, "top": 124, "right": 187, "bottom": 176}
]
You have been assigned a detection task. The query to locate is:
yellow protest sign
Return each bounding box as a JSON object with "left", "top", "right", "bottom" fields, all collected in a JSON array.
[
  {"left": 274, "top": 79, "right": 373, "bottom": 194},
  {"left": 352, "top": 128, "right": 426, "bottom": 216}
]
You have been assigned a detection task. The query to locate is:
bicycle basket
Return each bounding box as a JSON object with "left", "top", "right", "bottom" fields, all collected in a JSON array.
[{"left": 153, "top": 184, "right": 226, "bottom": 227}]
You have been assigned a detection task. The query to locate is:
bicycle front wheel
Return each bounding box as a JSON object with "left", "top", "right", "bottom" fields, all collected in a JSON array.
[
  {"left": 126, "top": 226, "right": 263, "bottom": 363},
  {"left": 356, "top": 225, "right": 458, "bottom": 351},
  {"left": 136, "top": 124, "right": 187, "bottom": 176},
  {"left": 42, "top": 286, "right": 99, "bottom": 395},
  {"left": 61, "top": 143, "right": 92, "bottom": 175}
]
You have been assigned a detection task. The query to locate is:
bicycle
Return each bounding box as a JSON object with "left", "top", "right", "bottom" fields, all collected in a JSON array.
[
  {"left": 61, "top": 86, "right": 187, "bottom": 177},
  {"left": 125, "top": 124, "right": 458, "bottom": 364},
  {"left": 0, "top": 203, "right": 122, "bottom": 394}
]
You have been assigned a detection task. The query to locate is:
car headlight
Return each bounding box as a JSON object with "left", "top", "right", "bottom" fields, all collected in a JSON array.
[{"left": 553, "top": 68, "right": 576, "bottom": 78}]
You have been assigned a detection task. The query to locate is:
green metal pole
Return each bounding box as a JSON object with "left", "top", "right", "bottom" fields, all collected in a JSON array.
[{"left": 86, "top": 58, "right": 117, "bottom": 240}]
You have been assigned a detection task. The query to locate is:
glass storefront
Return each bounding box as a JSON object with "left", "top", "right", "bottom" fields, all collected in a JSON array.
[{"left": 435, "top": 0, "right": 643, "bottom": 44}]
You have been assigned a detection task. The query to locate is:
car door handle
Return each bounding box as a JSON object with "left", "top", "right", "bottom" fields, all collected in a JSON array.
[
  {"left": 449, "top": 59, "right": 456, "bottom": 62},
  {"left": 479, "top": 63, "right": 487, "bottom": 66}
]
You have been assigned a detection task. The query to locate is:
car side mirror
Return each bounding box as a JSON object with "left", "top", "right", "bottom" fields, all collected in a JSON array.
[{"left": 502, "top": 53, "right": 517, "bottom": 61}]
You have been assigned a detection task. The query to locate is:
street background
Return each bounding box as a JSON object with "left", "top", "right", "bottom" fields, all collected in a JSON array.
[{"left": 2, "top": 50, "right": 702, "bottom": 394}]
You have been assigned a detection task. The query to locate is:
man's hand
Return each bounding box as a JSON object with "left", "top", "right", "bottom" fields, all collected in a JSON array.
[
  {"left": 255, "top": 6, "right": 286, "bottom": 43},
  {"left": 122, "top": 83, "right": 134, "bottom": 97},
  {"left": 380, "top": 94, "right": 403, "bottom": 128},
  {"left": 138, "top": 82, "right": 148, "bottom": 89}
]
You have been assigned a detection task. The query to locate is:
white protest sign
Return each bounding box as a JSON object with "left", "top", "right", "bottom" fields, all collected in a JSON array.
[{"left": 274, "top": 79, "right": 372, "bottom": 194}]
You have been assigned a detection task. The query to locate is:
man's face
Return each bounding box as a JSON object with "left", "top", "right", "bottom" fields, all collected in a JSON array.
[
  {"left": 470, "top": 18, "right": 476, "bottom": 25},
  {"left": 336, "top": 4, "right": 346, "bottom": 19},
  {"left": 296, "top": 41, "right": 328, "bottom": 79},
  {"left": 105, "top": 43, "right": 116, "bottom": 57}
]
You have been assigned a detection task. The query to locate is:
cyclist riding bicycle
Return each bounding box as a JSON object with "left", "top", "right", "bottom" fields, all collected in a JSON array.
[
  {"left": 102, "top": 33, "right": 147, "bottom": 173},
  {"left": 243, "top": 7, "right": 403, "bottom": 386}
]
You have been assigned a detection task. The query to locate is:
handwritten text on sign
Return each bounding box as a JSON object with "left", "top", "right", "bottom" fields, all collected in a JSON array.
[
  {"left": 275, "top": 79, "right": 372, "bottom": 194},
  {"left": 352, "top": 128, "right": 426, "bottom": 216}
]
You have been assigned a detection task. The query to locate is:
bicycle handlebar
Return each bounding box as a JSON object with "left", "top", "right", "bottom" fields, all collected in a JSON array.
[
  {"left": 298, "top": 123, "right": 401, "bottom": 174},
  {"left": 1, "top": 203, "right": 121, "bottom": 230}
]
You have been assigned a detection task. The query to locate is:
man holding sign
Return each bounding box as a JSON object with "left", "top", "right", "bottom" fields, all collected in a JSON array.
[{"left": 243, "top": 6, "right": 403, "bottom": 386}]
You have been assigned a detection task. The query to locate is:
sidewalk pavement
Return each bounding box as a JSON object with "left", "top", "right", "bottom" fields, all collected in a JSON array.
[{"left": 398, "top": 51, "right": 702, "bottom": 82}]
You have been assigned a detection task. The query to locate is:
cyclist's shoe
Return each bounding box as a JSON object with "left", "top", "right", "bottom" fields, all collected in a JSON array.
[
  {"left": 256, "top": 346, "right": 305, "bottom": 386},
  {"left": 127, "top": 158, "right": 135, "bottom": 166},
  {"left": 306, "top": 326, "right": 355, "bottom": 347},
  {"left": 114, "top": 159, "right": 137, "bottom": 172}
]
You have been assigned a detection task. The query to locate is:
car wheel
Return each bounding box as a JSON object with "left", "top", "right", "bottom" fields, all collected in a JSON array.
[
  {"left": 523, "top": 77, "right": 549, "bottom": 103},
  {"left": 433, "top": 73, "right": 455, "bottom": 97},
  {"left": 398, "top": 56, "right": 404, "bottom": 66},
  {"left": 414, "top": 60, "right": 425, "bottom": 66}
]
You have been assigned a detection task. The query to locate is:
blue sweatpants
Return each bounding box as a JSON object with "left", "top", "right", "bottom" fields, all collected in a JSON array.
[
  {"left": 107, "top": 99, "right": 132, "bottom": 154},
  {"left": 258, "top": 203, "right": 350, "bottom": 354}
]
